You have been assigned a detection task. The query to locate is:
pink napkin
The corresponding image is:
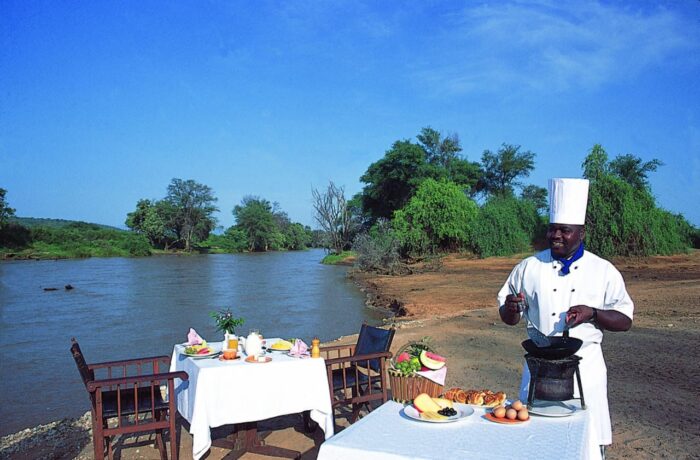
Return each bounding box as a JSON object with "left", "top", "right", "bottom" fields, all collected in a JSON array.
[
  {"left": 288, "top": 339, "right": 310, "bottom": 357},
  {"left": 416, "top": 366, "right": 447, "bottom": 386},
  {"left": 187, "top": 328, "right": 204, "bottom": 345}
]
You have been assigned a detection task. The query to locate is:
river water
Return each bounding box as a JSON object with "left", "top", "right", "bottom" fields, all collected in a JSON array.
[{"left": 0, "top": 249, "right": 388, "bottom": 436}]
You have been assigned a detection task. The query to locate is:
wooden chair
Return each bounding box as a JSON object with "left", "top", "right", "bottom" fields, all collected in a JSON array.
[
  {"left": 70, "top": 338, "right": 188, "bottom": 460},
  {"left": 319, "top": 324, "right": 395, "bottom": 430}
]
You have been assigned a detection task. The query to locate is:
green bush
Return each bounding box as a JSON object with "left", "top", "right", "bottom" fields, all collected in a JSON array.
[
  {"left": 586, "top": 176, "right": 691, "bottom": 257},
  {"left": 1, "top": 224, "right": 153, "bottom": 258},
  {"left": 472, "top": 196, "right": 543, "bottom": 257},
  {"left": 391, "top": 179, "right": 478, "bottom": 255},
  {"left": 203, "top": 227, "right": 250, "bottom": 253}
]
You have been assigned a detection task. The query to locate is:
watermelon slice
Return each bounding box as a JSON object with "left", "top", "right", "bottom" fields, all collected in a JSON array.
[{"left": 419, "top": 350, "right": 446, "bottom": 370}]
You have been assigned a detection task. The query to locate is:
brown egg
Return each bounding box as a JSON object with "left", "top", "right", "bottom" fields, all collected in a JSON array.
[
  {"left": 506, "top": 408, "right": 517, "bottom": 420},
  {"left": 511, "top": 400, "right": 523, "bottom": 411},
  {"left": 493, "top": 406, "right": 506, "bottom": 418},
  {"left": 517, "top": 408, "right": 529, "bottom": 421}
]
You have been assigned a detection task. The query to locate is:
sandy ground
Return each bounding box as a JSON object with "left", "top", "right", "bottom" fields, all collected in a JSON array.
[{"left": 2, "top": 250, "right": 698, "bottom": 459}]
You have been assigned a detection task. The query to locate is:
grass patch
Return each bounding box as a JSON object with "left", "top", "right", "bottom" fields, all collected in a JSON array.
[{"left": 321, "top": 251, "right": 356, "bottom": 265}]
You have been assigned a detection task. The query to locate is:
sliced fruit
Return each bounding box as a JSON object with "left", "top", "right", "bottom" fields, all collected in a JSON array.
[
  {"left": 420, "top": 411, "right": 447, "bottom": 420},
  {"left": 424, "top": 351, "right": 445, "bottom": 362},
  {"left": 419, "top": 350, "right": 446, "bottom": 370},
  {"left": 413, "top": 393, "right": 441, "bottom": 413},
  {"left": 396, "top": 352, "right": 411, "bottom": 363},
  {"left": 432, "top": 398, "right": 453, "bottom": 409}
]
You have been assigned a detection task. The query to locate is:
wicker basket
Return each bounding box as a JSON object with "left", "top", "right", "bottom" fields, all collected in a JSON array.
[{"left": 388, "top": 341, "right": 444, "bottom": 403}]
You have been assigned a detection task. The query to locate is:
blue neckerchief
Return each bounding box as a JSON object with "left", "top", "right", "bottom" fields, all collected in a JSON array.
[{"left": 553, "top": 242, "right": 584, "bottom": 275}]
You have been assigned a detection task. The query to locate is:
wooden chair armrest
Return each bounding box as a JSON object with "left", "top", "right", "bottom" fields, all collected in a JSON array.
[
  {"left": 88, "top": 355, "right": 170, "bottom": 370},
  {"left": 324, "top": 351, "right": 392, "bottom": 368},
  {"left": 87, "top": 370, "right": 188, "bottom": 392}
]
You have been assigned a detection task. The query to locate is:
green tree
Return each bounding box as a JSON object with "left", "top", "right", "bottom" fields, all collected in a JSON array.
[
  {"left": 582, "top": 144, "right": 609, "bottom": 181},
  {"left": 125, "top": 199, "right": 175, "bottom": 248},
  {"left": 165, "top": 179, "right": 219, "bottom": 251},
  {"left": 0, "top": 188, "right": 16, "bottom": 226},
  {"left": 444, "top": 158, "right": 484, "bottom": 197},
  {"left": 581, "top": 147, "right": 690, "bottom": 257},
  {"left": 609, "top": 154, "right": 663, "bottom": 190},
  {"left": 480, "top": 144, "right": 536, "bottom": 197},
  {"left": 392, "top": 179, "right": 478, "bottom": 254},
  {"left": 233, "top": 196, "right": 282, "bottom": 251},
  {"left": 0, "top": 188, "right": 32, "bottom": 249},
  {"left": 416, "top": 127, "right": 461, "bottom": 168},
  {"left": 283, "top": 223, "right": 311, "bottom": 250},
  {"left": 360, "top": 140, "right": 430, "bottom": 220},
  {"left": 521, "top": 185, "right": 548, "bottom": 216},
  {"left": 416, "top": 127, "right": 482, "bottom": 196}
]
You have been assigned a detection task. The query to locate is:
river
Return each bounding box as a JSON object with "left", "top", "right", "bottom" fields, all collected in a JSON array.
[{"left": 0, "top": 249, "right": 388, "bottom": 436}]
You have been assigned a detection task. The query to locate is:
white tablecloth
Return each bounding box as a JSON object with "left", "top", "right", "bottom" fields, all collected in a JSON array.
[
  {"left": 318, "top": 400, "right": 601, "bottom": 460},
  {"left": 170, "top": 340, "right": 334, "bottom": 460}
]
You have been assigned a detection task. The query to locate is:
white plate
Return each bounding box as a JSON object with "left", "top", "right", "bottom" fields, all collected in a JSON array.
[
  {"left": 528, "top": 400, "right": 577, "bottom": 417},
  {"left": 403, "top": 403, "right": 474, "bottom": 423},
  {"left": 268, "top": 345, "right": 292, "bottom": 352},
  {"left": 182, "top": 349, "right": 220, "bottom": 359},
  {"left": 268, "top": 340, "right": 293, "bottom": 352}
]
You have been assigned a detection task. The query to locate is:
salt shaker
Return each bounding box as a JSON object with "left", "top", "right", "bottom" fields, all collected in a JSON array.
[{"left": 311, "top": 338, "right": 321, "bottom": 358}]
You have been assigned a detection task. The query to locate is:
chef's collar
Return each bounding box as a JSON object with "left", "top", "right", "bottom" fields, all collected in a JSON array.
[{"left": 552, "top": 242, "right": 584, "bottom": 275}]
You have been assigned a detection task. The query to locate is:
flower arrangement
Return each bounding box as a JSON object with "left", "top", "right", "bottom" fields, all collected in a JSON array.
[{"left": 210, "top": 308, "right": 244, "bottom": 334}]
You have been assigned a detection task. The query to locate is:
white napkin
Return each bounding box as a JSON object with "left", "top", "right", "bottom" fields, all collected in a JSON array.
[
  {"left": 288, "top": 339, "right": 310, "bottom": 357},
  {"left": 416, "top": 366, "right": 447, "bottom": 386},
  {"left": 187, "top": 328, "right": 204, "bottom": 345}
]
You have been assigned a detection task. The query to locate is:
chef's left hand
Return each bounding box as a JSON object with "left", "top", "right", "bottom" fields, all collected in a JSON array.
[{"left": 565, "top": 305, "right": 595, "bottom": 327}]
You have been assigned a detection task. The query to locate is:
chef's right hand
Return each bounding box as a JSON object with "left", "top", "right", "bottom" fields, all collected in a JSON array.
[
  {"left": 504, "top": 293, "right": 524, "bottom": 315},
  {"left": 500, "top": 293, "right": 523, "bottom": 326}
]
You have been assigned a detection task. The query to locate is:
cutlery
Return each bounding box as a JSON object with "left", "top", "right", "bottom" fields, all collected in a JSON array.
[{"left": 510, "top": 283, "right": 551, "bottom": 347}]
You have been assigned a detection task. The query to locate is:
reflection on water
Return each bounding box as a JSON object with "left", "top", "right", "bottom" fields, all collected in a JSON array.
[{"left": 0, "top": 249, "right": 387, "bottom": 436}]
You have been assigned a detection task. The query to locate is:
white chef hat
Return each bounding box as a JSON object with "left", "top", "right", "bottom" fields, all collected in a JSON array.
[{"left": 548, "top": 178, "right": 589, "bottom": 225}]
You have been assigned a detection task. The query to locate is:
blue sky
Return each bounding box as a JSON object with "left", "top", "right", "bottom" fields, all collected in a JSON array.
[{"left": 2, "top": 0, "right": 699, "bottom": 229}]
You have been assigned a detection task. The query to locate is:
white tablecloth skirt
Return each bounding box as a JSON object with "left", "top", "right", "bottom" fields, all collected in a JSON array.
[
  {"left": 171, "top": 341, "right": 333, "bottom": 459},
  {"left": 318, "top": 400, "right": 601, "bottom": 460}
]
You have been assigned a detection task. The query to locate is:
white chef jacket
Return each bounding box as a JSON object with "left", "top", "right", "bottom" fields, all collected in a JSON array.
[{"left": 497, "top": 249, "right": 634, "bottom": 446}]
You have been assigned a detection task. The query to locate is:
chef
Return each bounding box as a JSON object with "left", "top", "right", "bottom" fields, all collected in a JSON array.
[{"left": 497, "top": 178, "right": 634, "bottom": 455}]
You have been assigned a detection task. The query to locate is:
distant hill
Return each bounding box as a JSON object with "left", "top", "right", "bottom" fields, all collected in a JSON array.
[{"left": 10, "top": 217, "right": 125, "bottom": 231}]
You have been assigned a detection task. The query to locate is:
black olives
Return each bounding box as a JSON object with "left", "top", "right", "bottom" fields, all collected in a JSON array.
[{"left": 438, "top": 407, "right": 457, "bottom": 417}]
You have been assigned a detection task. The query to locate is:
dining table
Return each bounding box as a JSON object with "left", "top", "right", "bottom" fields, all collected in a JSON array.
[
  {"left": 170, "top": 339, "right": 334, "bottom": 460},
  {"left": 317, "top": 399, "right": 602, "bottom": 460}
]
